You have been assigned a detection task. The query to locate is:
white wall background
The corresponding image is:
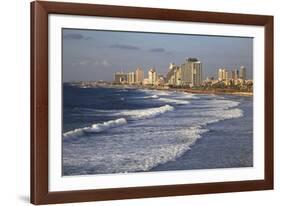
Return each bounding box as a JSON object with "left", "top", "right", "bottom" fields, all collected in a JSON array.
[{"left": 0, "top": 0, "right": 280, "bottom": 205}]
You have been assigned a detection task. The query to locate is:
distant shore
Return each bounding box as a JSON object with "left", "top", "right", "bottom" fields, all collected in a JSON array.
[
  {"left": 144, "top": 87, "right": 253, "bottom": 97},
  {"left": 179, "top": 88, "right": 253, "bottom": 96},
  {"left": 112, "top": 85, "right": 253, "bottom": 97},
  {"left": 69, "top": 82, "right": 253, "bottom": 97}
]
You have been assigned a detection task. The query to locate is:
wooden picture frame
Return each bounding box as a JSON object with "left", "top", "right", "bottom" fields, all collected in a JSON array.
[{"left": 31, "top": 0, "right": 274, "bottom": 204}]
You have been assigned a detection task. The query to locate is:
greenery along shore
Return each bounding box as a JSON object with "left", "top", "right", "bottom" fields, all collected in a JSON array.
[
  {"left": 71, "top": 82, "right": 253, "bottom": 97},
  {"left": 146, "top": 87, "right": 253, "bottom": 96}
]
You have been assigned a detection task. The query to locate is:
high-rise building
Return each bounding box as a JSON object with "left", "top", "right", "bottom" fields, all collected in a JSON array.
[
  {"left": 175, "top": 67, "right": 182, "bottom": 86},
  {"left": 239, "top": 66, "right": 246, "bottom": 80},
  {"left": 127, "top": 72, "right": 136, "bottom": 84},
  {"left": 156, "top": 75, "right": 165, "bottom": 86},
  {"left": 180, "top": 58, "right": 202, "bottom": 86},
  {"left": 192, "top": 61, "right": 203, "bottom": 86},
  {"left": 218, "top": 68, "right": 227, "bottom": 81},
  {"left": 114, "top": 72, "right": 127, "bottom": 84},
  {"left": 231, "top": 69, "right": 239, "bottom": 80},
  {"left": 148, "top": 68, "right": 157, "bottom": 85},
  {"left": 135, "top": 67, "right": 144, "bottom": 84},
  {"left": 225, "top": 70, "right": 233, "bottom": 85},
  {"left": 218, "top": 68, "right": 223, "bottom": 80},
  {"left": 166, "top": 63, "right": 180, "bottom": 86}
]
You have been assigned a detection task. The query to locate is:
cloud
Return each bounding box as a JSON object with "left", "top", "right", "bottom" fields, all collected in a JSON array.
[
  {"left": 101, "top": 60, "right": 111, "bottom": 67},
  {"left": 63, "top": 33, "right": 93, "bottom": 40},
  {"left": 149, "top": 48, "right": 166, "bottom": 53},
  {"left": 110, "top": 44, "right": 140, "bottom": 50},
  {"left": 72, "top": 59, "right": 111, "bottom": 67},
  {"left": 84, "top": 36, "right": 93, "bottom": 40},
  {"left": 78, "top": 60, "right": 91, "bottom": 66},
  {"left": 94, "top": 59, "right": 111, "bottom": 67},
  {"left": 64, "top": 33, "right": 84, "bottom": 40}
]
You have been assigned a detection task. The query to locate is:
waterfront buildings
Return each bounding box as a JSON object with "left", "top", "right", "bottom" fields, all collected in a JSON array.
[
  {"left": 180, "top": 58, "right": 202, "bottom": 86},
  {"left": 239, "top": 66, "right": 246, "bottom": 80},
  {"left": 113, "top": 59, "right": 250, "bottom": 89},
  {"left": 216, "top": 66, "right": 247, "bottom": 86},
  {"left": 142, "top": 78, "right": 150, "bottom": 85},
  {"left": 166, "top": 63, "right": 180, "bottom": 86},
  {"left": 114, "top": 67, "right": 143, "bottom": 85},
  {"left": 232, "top": 69, "right": 239, "bottom": 80},
  {"left": 190, "top": 59, "right": 203, "bottom": 86},
  {"left": 127, "top": 72, "right": 136, "bottom": 85},
  {"left": 148, "top": 68, "right": 157, "bottom": 85},
  {"left": 156, "top": 75, "right": 165, "bottom": 86},
  {"left": 218, "top": 68, "right": 228, "bottom": 81},
  {"left": 114, "top": 72, "right": 127, "bottom": 84},
  {"left": 166, "top": 58, "right": 202, "bottom": 87},
  {"left": 135, "top": 67, "right": 144, "bottom": 84}
]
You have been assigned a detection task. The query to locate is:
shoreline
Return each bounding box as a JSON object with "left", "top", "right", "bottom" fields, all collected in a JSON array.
[
  {"left": 149, "top": 87, "right": 253, "bottom": 97},
  {"left": 70, "top": 83, "right": 253, "bottom": 97}
]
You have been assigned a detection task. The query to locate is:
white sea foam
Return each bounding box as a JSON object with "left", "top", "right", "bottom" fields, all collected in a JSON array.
[
  {"left": 142, "top": 89, "right": 199, "bottom": 99},
  {"left": 63, "top": 105, "right": 174, "bottom": 138},
  {"left": 142, "top": 90, "right": 172, "bottom": 96},
  {"left": 132, "top": 95, "right": 159, "bottom": 99},
  {"left": 63, "top": 118, "right": 127, "bottom": 138},
  {"left": 117, "top": 105, "right": 174, "bottom": 120},
  {"left": 158, "top": 98, "right": 190, "bottom": 105},
  {"left": 63, "top": 126, "right": 210, "bottom": 174},
  {"left": 210, "top": 99, "right": 240, "bottom": 108},
  {"left": 174, "top": 93, "right": 199, "bottom": 99},
  {"left": 197, "top": 108, "right": 244, "bottom": 126},
  {"left": 63, "top": 92, "right": 247, "bottom": 175},
  {"left": 211, "top": 108, "right": 243, "bottom": 119}
]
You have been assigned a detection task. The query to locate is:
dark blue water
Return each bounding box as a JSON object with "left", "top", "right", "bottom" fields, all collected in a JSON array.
[
  {"left": 63, "top": 85, "right": 164, "bottom": 132},
  {"left": 62, "top": 83, "right": 253, "bottom": 176}
]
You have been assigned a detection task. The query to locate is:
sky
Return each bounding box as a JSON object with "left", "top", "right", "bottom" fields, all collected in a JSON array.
[{"left": 62, "top": 28, "right": 253, "bottom": 82}]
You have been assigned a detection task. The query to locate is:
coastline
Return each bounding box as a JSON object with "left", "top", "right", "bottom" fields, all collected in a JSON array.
[
  {"left": 181, "top": 89, "right": 253, "bottom": 96},
  {"left": 72, "top": 82, "right": 253, "bottom": 97}
]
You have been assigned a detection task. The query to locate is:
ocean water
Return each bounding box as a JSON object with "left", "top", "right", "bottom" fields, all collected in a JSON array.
[{"left": 62, "top": 84, "right": 253, "bottom": 176}]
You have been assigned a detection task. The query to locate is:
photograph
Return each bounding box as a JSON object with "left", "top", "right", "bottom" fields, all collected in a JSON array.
[
  {"left": 62, "top": 28, "right": 254, "bottom": 176},
  {"left": 30, "top": 1, "right": 274, "bottom": 204}
]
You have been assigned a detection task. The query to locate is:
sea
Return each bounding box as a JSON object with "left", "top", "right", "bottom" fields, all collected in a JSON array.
[{"left": 62, "top": 83, "right": 253, "bottom": 176}]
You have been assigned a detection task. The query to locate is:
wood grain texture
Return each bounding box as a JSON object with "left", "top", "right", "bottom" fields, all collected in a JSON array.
[
  {"left": 30, "top": 1, "right": 274, "bottom": 204},
  {"left": 30, "top": 1, "right": 49, "bottom": 204}
]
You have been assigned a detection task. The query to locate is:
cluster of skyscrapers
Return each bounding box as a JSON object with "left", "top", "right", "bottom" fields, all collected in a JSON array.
[
  {"left": 114, "top": 67, "right": 145, "bottom": 85},
  {"left": 216, "top": 66, "right": 247, "bottom": 86},
  {"left": 114, "top": 67, "right": 166, "bottom": 86},
  {"left": 114, "top": 57, "right": 202, "bottom": 87},
  {"left": 166, "top": 58, "right": 202, "bottom": 87},
  {"left": 114, "top": 57, "right": 249, "bottom": 88}
]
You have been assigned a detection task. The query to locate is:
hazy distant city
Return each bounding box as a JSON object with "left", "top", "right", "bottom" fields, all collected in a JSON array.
[
  {"left": 74, "top": 57, "right": 252, "bottom": 94},
  {"left": 112, "top": 57, "right": 251, "bottom": 90}
]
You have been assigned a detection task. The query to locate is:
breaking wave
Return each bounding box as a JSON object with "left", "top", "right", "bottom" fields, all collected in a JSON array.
[
  {"left": 141, "top": 89, "right": 199, "bottom": 99},
  {"left": 63, "top": 118, "right": 127, "bottom": 138},
  {"left": 63, "top": 105, "right": 174, "bottom": 138},
  {"left": 131, "top": 95, "right": 159, "bottom": 99},
  {"left": 116, "top": 104, "right": 174, "bottom": 120},
  {"left": 158, "top": 98, "right": 190, "bottom": 105}
]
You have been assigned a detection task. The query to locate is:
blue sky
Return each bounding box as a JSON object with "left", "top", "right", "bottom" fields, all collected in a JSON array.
[{"left": 62, "top": 28, "right": 253, "bottom": 82}]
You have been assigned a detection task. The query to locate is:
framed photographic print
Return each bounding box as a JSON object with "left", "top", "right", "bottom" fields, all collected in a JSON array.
[{"left": 30, "top": 0, "right": 274, "bottom": 204}]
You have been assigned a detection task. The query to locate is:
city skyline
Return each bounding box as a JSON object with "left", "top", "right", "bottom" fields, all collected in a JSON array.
[
  {"left": 112, "top": 58, "right": 251, "bottom": 90},
  {"left": 63, "top": 28, "right": 253, "bottom": 82}
]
